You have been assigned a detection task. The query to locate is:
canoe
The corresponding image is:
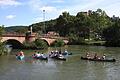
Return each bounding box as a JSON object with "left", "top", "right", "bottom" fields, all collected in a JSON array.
[
  {"left": 56, "top": 56, "right": 66, "bottom": 61},
  {"left": 81, "top": 57, "right": 116, "bottom": 62},
  {"left": 16, "top": 56, "right": 24, "bottom": 60},
  {"left": 33, "top": 56, "right": 48, "bottom": 60},
  {"left": 62, "top": 52, "right": 72, "bottom": 56},
  {"left": 50, "top": 56, "right": 66, "bottom": 61}
]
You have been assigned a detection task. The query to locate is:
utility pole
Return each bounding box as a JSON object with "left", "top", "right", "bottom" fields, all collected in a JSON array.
[
  {"left": 30, "top": 26, "right": 32, "bottom": 34},
  {"left": 43, "top": 10, "right": 46, "bottom": 34}
]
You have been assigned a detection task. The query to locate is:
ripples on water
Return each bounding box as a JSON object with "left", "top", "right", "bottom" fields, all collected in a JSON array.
[{"left": 0, "top": 45, "right": 120, "bottom": 80}]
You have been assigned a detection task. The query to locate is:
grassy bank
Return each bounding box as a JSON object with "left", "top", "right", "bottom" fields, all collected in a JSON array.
[{"left": 84, "top": 41, "right": 106, "bottom": 46}]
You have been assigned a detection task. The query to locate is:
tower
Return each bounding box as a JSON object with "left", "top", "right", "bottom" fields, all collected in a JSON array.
[{"left": 30, "top": 26, "right": 32, "bottom": 34}]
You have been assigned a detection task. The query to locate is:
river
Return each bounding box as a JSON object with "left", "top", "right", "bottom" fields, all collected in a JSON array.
[{"left": 0, "top": 45, "right": 120, "bottom": 80}]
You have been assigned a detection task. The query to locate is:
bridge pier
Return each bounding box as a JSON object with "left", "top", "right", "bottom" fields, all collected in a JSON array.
[{"left": 25, "top": 32, "right": 37, "bottom": 42}]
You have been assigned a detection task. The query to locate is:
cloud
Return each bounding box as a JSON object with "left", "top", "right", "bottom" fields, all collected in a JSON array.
[
  {"left": 40, "top": 6, "right": 57, "bottom": 13},
  {"left": 104, "top": 2, "right": 120, "bottom": 17},
  {"left": 56, "top": 0, "right": 106, "bottom": 15},
  {"left": 29, "top": 0, "right": 57, "bottom": 12},
  {"left": 6, "top": 15, "right": 16, "bottom": 20},
  {"left": 29, "top": 0, "right": 43, "bottom": 10},
  {"left": 33, "top": 17, "right": 43, "bottom": 23},
  {"left": 52, "top": 0, "right": 64, "bottom": 3},
  {"left": 68, "top": 0, "right": 105, "bottom": 11},
  {"left": 0, "top": 0, "right": 21, "bottom": 7},
  {"left": 28, "top": 0, "right": 120, "bottom": 22}
]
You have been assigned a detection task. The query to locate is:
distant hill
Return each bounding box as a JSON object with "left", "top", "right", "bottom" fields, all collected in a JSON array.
[
  {"left": 5, "top": 26, "right": 28, "bottom": 33},
  {"left": 5, "top": 19, "right": 56, "bottom": 34}
]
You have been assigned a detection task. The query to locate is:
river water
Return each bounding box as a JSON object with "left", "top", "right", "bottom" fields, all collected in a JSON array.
[{"left": 0, "top": 45, "right": 120, "bottom": 80}]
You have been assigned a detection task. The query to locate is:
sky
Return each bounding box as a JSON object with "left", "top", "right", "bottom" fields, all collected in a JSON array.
[{"left": 0, "top": 0, "right": 120, "bottom": 27}]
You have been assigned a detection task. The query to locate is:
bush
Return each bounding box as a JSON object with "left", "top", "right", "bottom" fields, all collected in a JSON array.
[
  {"left": 23, "top": 41, "right": 36, "bottom": 49},
  {"left": 51, "top": 39, "right": 65, "bottom": 47},
  {"left": 0, "top": 25, "right": 8, "bottom": 55},
  {"left": 0, "top": 43, "right": 8, "bottom": 55},
  {"left": 69, "top": 36, "right": 85, "bottom": 45},
  {"left": 23, "top": 39, "right": 48, "bottom": 49},
  {"left": 34, "top": 39, "right": 48, "bottom": 49}
]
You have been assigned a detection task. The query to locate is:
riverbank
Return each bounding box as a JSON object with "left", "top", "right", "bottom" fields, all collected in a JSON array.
[{"left": 84, "top": 41, "right": 106, "bottom": 46}]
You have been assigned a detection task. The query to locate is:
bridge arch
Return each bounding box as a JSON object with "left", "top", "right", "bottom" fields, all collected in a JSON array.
[
  {"left": 35, "top": 39, "right": 49, "bottom": 46},
  {"left": 41, "top": 39, "right": 49, "bottom": 46},
  {"left": 40, "top": 38, "right": 56, "bottom": 45},
  {"left": 3, "top": 39, "right": 24, "bottom": 49}
]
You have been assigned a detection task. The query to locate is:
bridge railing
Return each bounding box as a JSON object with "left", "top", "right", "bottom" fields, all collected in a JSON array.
[
  {"left": 2, "top": 33, "right": 26, "bottom": 37},
  {"left": 2, "top": 33, "right": 37, "bottom": 37}
]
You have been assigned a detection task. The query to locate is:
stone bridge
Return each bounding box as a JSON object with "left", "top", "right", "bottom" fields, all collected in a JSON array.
[{"left": 1, "top": 33, "right": 69, "bottom": 46}]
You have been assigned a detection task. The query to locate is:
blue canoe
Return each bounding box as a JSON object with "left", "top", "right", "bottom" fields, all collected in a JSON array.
[{"left": 16, "top": 56, "right": 24, "bottom": 60}]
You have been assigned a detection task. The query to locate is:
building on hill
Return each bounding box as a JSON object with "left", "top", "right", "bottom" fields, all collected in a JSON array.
[{"left": 46, "top": 31, "right": 59, "bottom": 37}]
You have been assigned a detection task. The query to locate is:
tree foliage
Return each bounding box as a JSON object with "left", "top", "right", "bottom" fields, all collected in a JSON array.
[
  {"left": 103, "top": 19, "right": 120, "bottom": 46},
  {"left": 23, "top": 41, "right": 36, "bottom": 49},
  {"left": 0, "top": 25, "right": 8, "bottom": 55},
  {"left": 23, "top": 39, "right": 48, "bottom": 49},
  {"left": 5, "top": 26, "right": 28, "bottom": 34},
  {"left": 33, "top": 39, "right": 48, "bottom": 49},
  {"left": 51, "top": 39, "right": 65, "bottom": 47},
  {"left": 5, "top": 9, "right": 120, "bottom": 46}
]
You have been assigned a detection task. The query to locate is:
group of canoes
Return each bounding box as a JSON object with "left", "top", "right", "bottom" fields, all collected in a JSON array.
[
  {"left": 16, "top": 51, "right": 116, "bottom": 62},
  {"left": 16, "top": 50, "right": 71, "bottom": 61},
  {"left": 16, "top": 51, "right": 48, "bottom": 60}
]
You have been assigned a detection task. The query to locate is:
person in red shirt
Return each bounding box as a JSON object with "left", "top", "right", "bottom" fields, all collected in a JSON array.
[{"left": 17, "top": 51, "right": 24, "bottom": 56}]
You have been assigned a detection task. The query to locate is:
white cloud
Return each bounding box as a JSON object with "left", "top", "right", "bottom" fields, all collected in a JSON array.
[
  {"left": 29, "top": 0, "right": 57, "bottom": 13},
  {"left": 65, "top": 0, "right": 105, "bottom": 12},
  {"left": 102, "top": 1, "right": 120, "bottom": 17},
  {"left": 34, "top": 17, "right": 43, "bottom": 23},
  {"left": 29, "top": 0, "right": 120, "bottom": 22},
  {"left": 52, "top": 0, "right": 64, "bottom": 3},
  {"left": 0, "top": 0, "right": 21, "bottom": 7},
  {"left": 57, "top": 0, "right": 120, "bottom": 17},
  {"left": 6, "top": 15, "right": 16, "bottom": 20},
  {"left": 40, "top": 6, "right": 57, "bottom": 13},
  {"left": 29, "top": 0, "right": 43, "bottom": 11}
]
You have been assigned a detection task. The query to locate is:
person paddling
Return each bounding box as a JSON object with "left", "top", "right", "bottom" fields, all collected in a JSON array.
[
  {"left": 93, "top": 53, "right": 98, "bottom": 59},
  {"left": 86, "top": 52, "right": 91, "bottom": 59},
  {"left": 17, "top": 51, "right": 24, "bottom": 57},
  {"left": 16, "top": 51, "right": 24, "bottom": 60},
  {"left": 102, "top": 54, "right": 106, "bottom": 60}
]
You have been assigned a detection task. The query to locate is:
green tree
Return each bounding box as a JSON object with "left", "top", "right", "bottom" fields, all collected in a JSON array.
[
  {"left": 0, "top": 25, "right": 8, "bottom": 55},
  {"left": 51, "top": 39, "right": 65, "bottom": 47},
  {"left": 14, "top": 27, "right": 28, "bottom": 34},
  {"left": 68, "top": 33, "right": 85, "bottom": 45},
  {"left": 34, "top": 39, "right": 48, "bottom": 49},
  {"left": 89, "top": 9, "right": 111, "bottom": 40},
  {"left": 55, "top": 12, "right": 75, "bottom": 36},
  {"left": 23, "top": 41, "right": 36, "bottom": 49},
  {"left": 103, "top": 19, "right": 120, "bottom": 46},
  {"left": 75, "top": 12, "right": 90, "bottom": 39}
]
